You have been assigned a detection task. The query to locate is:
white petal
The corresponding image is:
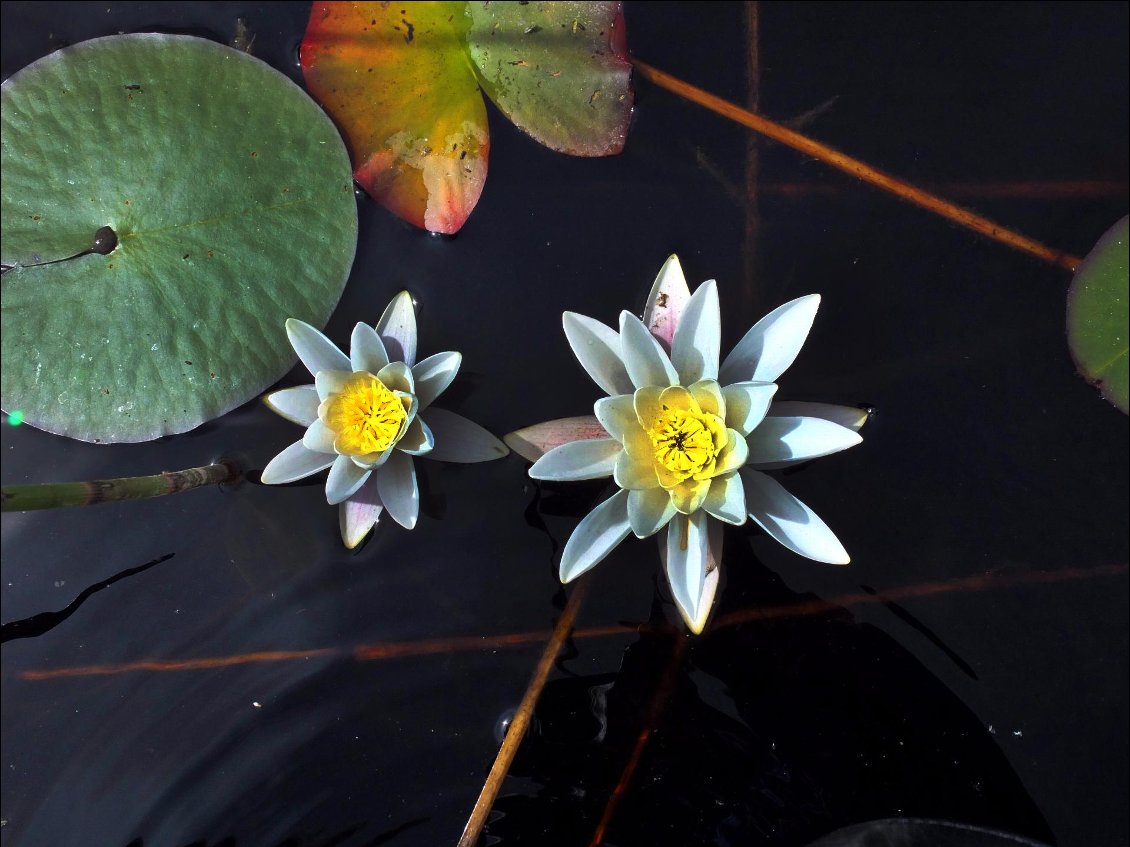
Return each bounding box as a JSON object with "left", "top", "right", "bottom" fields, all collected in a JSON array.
[
  {"left": 593, "top": 395, "right": 637, "bottom": 442},
  {"left": 412, "top": 351, "right": 462, "bottom": 409},
  {"left": 420, "top": 408, "right": 509, "bottom": 463},
  {"left": 263, "top": 385, "right": 319, "bottom": 426},
  {"left": 722, "top": 382, "right": 778, "bottom": 436},
  {"left": 302, "top": 419, "right": 337, "bottom": 453},
  {"left": 376, "top": 360, "right": 415, "bottom": 395},
  {"left": 767, "top": 401, "right": 870, "bottom": 432},
  {"left": 339, "top": 473, "right": 382, "bottom": 549},
  {"left": 642, "top": 254, "right": 692, "bottom": 351},
  {"left": 377, "top": 450, "right": 419, "bottom": 529},
  {"left": 658, "top": 517, "right": 722, "bottom": 633},
  {"left": 671, "top": 279, "right": 721, "bottom": 384},
  {"left": 619, "top": 311, "right": 679, "bottom": 389},
  {"left": 719, "top": 294, "right": 821, "bottom": 384},
  {"left": 376, "top": 291, "right": 417, "bottom": 366},
  {"left": 325, "top": 455, "right": 371, "bottom": 505},
  {"left": 504, "top": 416, "right": 607, "bottom": 462},
  {"left": 559, "top": 490, "right": 631, "bottom": 583},
  {"left": 740, "top": 469, "right": 849, "bottom": 564},
  {"left": 665, "top": 511, "right": 711, "bottom": 629},
  {"left": 746, "top": 416, "right": 862, "bottom": 466},
  {"left": 286, "top": 319, "right": 349, "bottom": 377},
  {"left": 703, "top": 473, "right": 747, "bottom": 525},
  {"left": 562, "top": 312, "right": 634, "bottom": 396},
  {"left": 529, "top": 438, "right": 621, "bottom": 481},
  {"left": 628, "top": 487, "right": 676, "bottom": 538},
  {"left": 315, "top": 370, "right": 351, "bottom": 401},
  {"left": 397, "top": 416, "right": 434, "bottom": 456},
  {"left": 261, "top": 440, "right": 335, "bottom": 484},
  {"left": 350, "top": 323, "right": 389, "bottom": 374}
]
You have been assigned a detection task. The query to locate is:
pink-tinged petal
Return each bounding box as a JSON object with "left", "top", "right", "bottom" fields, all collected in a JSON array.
[
  {"left": 339, "top": 473, "right": 382, "bottom": 549},
  {"left": 619, "top": 311, "right": 679, "bottom": 389},
  {"left": 767, "top": 401, "right": 870, "bottom": 432},
  {"left": 642, "top": 254, "right": 691, "bottom": 351},
  {"left": 504, "top": 415, "right": 608, "bottom": 462},
  {"left": 376, "top": 291, "right": 417, "bottom": 366}
]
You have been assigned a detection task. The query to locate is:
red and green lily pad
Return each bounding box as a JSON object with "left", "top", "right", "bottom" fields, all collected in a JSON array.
[
  {"left": 301, "top": 1, "right": 632, "bottom": 234},
  {"left": 1, "top": 34, "right": 357, "bottom": 443}
]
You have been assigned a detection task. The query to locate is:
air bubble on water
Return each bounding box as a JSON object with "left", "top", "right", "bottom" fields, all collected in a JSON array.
[{"left": 151, "top": 343, "right": 159, "bottom": 351}]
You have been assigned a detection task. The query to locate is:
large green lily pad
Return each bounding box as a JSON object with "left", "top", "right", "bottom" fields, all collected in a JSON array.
[
  {"left": 1, "top": 34, "right": 357, "bottom": 443},
  {"left": 1067, "top": 216, "right": 1128, "bottom": 414}
]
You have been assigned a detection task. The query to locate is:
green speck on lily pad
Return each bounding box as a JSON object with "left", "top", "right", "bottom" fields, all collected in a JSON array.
[
  {"left": 1067, "top": 216, "right": 1129, "bottom": 414},
  {"left": 1, "top": 34, "right": 357, "bottom": 443}
]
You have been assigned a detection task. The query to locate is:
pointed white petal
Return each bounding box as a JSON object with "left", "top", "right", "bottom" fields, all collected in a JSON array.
[
  {"left": 665, "top": 511, "right": 711, "bottom": 630},
  {"left": 642, "top": 254, "right": 692, "bottom": 350},
  {"left": 376, "top": 291, "right": 417, "bottom": 366},
  {"left": 325, "top": 455, "right": 371, "bottom": 505},
  {"left": 619, "top": 311, "right": 679, "bottom": 389},
  {"left": 315, "top": 370, "right": 352, "bottom": 401},
  {"left": 767, "top": 401, "right": 870, "bottom": 432},
  {"left": 397, "top": 416, "right": 434, "bottom": 456},
  {"left": 261, "top": 440, "right": 335, "bottom": 484},
  {"left": 722, "top": 382, "right": 778, "bottom": 436},
  {"left": 559, "top": 490, "right": 631, "bottom": 583},
  {"left": 412, "top": 352, "right": 462, "bottom": 409},
  {"left": 562, "top": 312, "right": 634, "bottom": 396},
  {"left": 740, "top": 469, "right": 849, "bottom": 564},
  {"left": 350, "top": 323, "right": 389, "bottom": 374},
  {"left": 421, "top": 408, "right": 509, "bottom": 463},
  {"left": 719, "top": 294, "right": 821, "bottom": 384},
  {"left": 671, "top": 279, "right": 721, "bottom": 384},
  {"left": 286, "top": 319, "right": 349, "bottom": 377},
  {"left": 302, "top": 419, "right": 337, "bottom": 453},
  {"left": 746, "top": 416, "right": 862, "bottom": 465},
  {"left": 658, "top": 516, "right": 722, "bottom": 633},
  {"left": 376, "top": 360, "right": 415, "bottom": 395},
  {"left": 339, "top": 473, "right": 383, "bottom": 549},
  {"left": 593, "top": 395, "right": 638, "bottom": 442},
  {"left": 628, "top": 487, "right": 676, "bottom": 538},
  {"left": 377, "top": 450, "right": 419, "bottom": 529},
  {"left": 504, "top": 416, "right": 607, "bottom": 462},
  {"left": 703, "top": 473, "right": 747, "bottom": 525},
  {"left": 529, "top": 438, "right": 620, "bottom": 481},
  {"left": 263, "top": 385, "right": 319, "bottom": 426}
]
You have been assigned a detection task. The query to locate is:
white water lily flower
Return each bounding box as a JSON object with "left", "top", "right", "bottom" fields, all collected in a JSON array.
[
  {"left": 261, "top": 291, "right": 509, "bottom": 548},
  {"left": 508, "top": 256, "right": 866, "bottom": 634}
]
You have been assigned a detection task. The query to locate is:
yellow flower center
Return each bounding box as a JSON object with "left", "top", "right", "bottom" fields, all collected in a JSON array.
[
  {"left": 323, "top": 372, "right": 408, "bottom": 456},
  {"left": 648, "top": 406, "right": 722, "bottom": 481}
]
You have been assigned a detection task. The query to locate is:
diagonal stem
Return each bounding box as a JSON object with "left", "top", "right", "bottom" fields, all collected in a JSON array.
[{"left": 631, "top": 57, "right": 1083, "bottom": 272}]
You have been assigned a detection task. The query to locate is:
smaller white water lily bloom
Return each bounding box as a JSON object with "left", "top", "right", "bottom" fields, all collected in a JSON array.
[
  {"left": 507, "top": 255, "right": 867, "bottom": 634},
  {"left": 260, "top": 291, "right": 509, "bottom": 548}
]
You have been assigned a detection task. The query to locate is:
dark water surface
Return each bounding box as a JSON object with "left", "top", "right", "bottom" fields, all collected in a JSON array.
[{"left": 2, "top": 3, "right": 1127, "bottom": 846}]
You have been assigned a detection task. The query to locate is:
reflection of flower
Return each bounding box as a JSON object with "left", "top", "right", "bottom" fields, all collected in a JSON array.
[
  {"left": 261, "top": 292, "right": 508, "bottom": 548},
  {"left": 510, "top": 256, "right": 865, "bottom": 633}
]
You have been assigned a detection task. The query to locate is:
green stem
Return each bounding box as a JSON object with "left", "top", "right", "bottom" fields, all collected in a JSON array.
[{"left": 1, "top": 459, "right": 241, "bottom": 512}]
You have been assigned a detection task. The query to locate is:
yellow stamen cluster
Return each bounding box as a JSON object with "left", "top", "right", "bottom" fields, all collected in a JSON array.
[
  {"left": 649, "top": 407, "right": 720, "bottom": 480},
  {"left": 323, "top": 373, "right": 407, "bottom": 456}
]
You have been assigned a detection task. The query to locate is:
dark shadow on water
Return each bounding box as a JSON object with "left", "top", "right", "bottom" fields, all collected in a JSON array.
[{"left": 860, "top": 584, "right": 979, "bottom": 681}]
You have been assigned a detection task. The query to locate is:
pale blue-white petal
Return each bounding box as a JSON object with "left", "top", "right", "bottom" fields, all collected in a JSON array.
[
  {"left": 376, "top": 291, "right": 417, "bottom": 366},
  {"left": 562, "top": 312, "right": 634, "bottom": 396},
  {"left": 339, "top": 473, "right": 382, "bottom": 549},
  {"left": 642, "top": 254, "right": 692, "bottom": 351},
  {"left": 376, "top": 360, "right": 415, "bottom": 395},
  {"left": 420, "top": 408, "right": 509, "bottom": 463},
  {"left": 702, "top": 473, "right": 747, "bottom": 525},
  {"left": 302, "top": 419, "right": 337, "bottom": 453},
  {"left": 593, "top": 394, "right": 637, "bottom": 442},
  {"left": 286, "top": 318, "right": 349, "bottom": 377},
  {"left": 767, "top": 401, "right": 869, "bottom": 432},
  {"left": 746, "top": 416, "right": 862, "bottom": 466},
  {"left": 397, "top": 416, "right": 434, "bottom": 456},
  {"left": 412, "top": 352, "right": 462, "bottom": 409},
  {"left": 719, "top": 294, "right": 821, "bottom": 384},
  {"left": 325, "top": 455, "right": 371, "bottom": 505},
  {"left": 619, "top": 311, "right": 679, "bottom": 389},
  {"left": 377, "top": 450, "right": 419, "bottom": 529},
  {"left": 665, "top": 511, "right": 710, "bottom": 630},
  {"left": 263, "top": 385, "right": 319, "bottom": 427},
  {"left": 671, "top": 279, "right": 721, "bottom": 384},
  {"left": 628, "top": 487, "right": 676, "bottom": 538},
  {"left": 350, "top": 323, "right": 389, "bottom": 374},
  {"left": 740, "top": 469, "right": 849, "bottom": 564},
  {"left": 261, "top": 440, "right": 335, "bottom": 484},
  {"left": 722, "top": 382, "right": 778, "bottom": 436},
  {"left": 529, "top": 438, "right": 620, "bottom": 481},
  {"left": 315, "top": 370, "right": 352, "bottom": 401},
  {"left": 559, "top": 490, "right": 631, "bottom": 583}
]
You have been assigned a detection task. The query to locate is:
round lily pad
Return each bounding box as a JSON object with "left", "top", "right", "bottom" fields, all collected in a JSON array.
[
  {"left": 1067, "top": 216, "right": 1129, "bottom": 414},
  {"left": 1, "top": 34, "right": 357, "bottom": 442}
]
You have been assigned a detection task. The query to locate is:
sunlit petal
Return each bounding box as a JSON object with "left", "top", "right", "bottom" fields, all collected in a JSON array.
[
  {"left": 339, "top": 473, "right": 382, "bottom": 549},
  {"left": 376, "top": 290, "right": 417, "bottom": 366},
  {"left": 261, "top": 440, "right": 336, "bottom": 484},
  {"left": 301, "top": 419, "right": 337, "bottom": 453},
  {"left": 263, "top": 385, "right": 319, "bottom": 427},
  {"left": 614, "top": 448, "right": 660, "bottom": 490},
  {"left": 325, "top": 455, "right": 371, "bottom": 505},
  {"left": 529, "top": 438, "right": 621, "bottom": 480},
  {"left": 722, "top": 382, "right": 777, "bottom": 436},
  {"left": 412, "top": 351, "right": 462, "bottom": 409},
  {"left": 378, "top": 450, "right": 419, "bottom": 529},
  {"left": 740, "top": 469, "right": 849, "bottom": 564},
  {"left": 628, "top": 487, "right": 676, "bottom": 538},
  {"left": 665, "top": 511, "right": 710, "bottom": 630},
  {"left": 719, "top": 294, "right": 820, "bottom": 384},
  {"left": 642, "top": 254, "right": 692, "bottom": 351},
  {"left": 593, "top": 394, "right": 637, "bottom": 442},
  {"left": 562, "top": 312, "right": 634, "bottom": 396},
  {"left": 619, "top": 311, "right": 679, "bottom": 389},
  {"left": 350, "top": 322, "right": 389, "bottom": 374},
  {"left": 397, "top": 416, "right": 435, "bottom": 456},
  {"left": 559, "top": 490, "right": 631, "bottom": 583},
  {"left": 702, "top": 473, "right": 746, "bottom": 525},
  {"left": 767, "top": 400, "right": 870, "bottom": 432},
  {"left": 746, "top": 416, "right": 862, "bottom": 465},
  {"left": 504, "top": 416, "right": 607, "bottom": 462},
  {"left": 671, "top": 279, "right": 721, "bottom": 384},
  {"left": 286, "top": 318, "right": 350, "bottom": 377}
]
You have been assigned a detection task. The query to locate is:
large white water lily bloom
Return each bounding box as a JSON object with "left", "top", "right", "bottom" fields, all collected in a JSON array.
[
  {"left": 506, "top": 256, "right": 866, "bottom": 634},
  {"left": 260, "top": 291, "right": 509, "bottom": 548}
]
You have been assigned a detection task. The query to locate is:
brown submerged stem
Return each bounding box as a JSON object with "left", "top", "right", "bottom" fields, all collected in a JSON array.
[
  {"left": 1, "top": 459, "right": 241, "bottom": 512},
  {"left": 631, "top": 58, "right": 1083, "bottom": 272}
]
